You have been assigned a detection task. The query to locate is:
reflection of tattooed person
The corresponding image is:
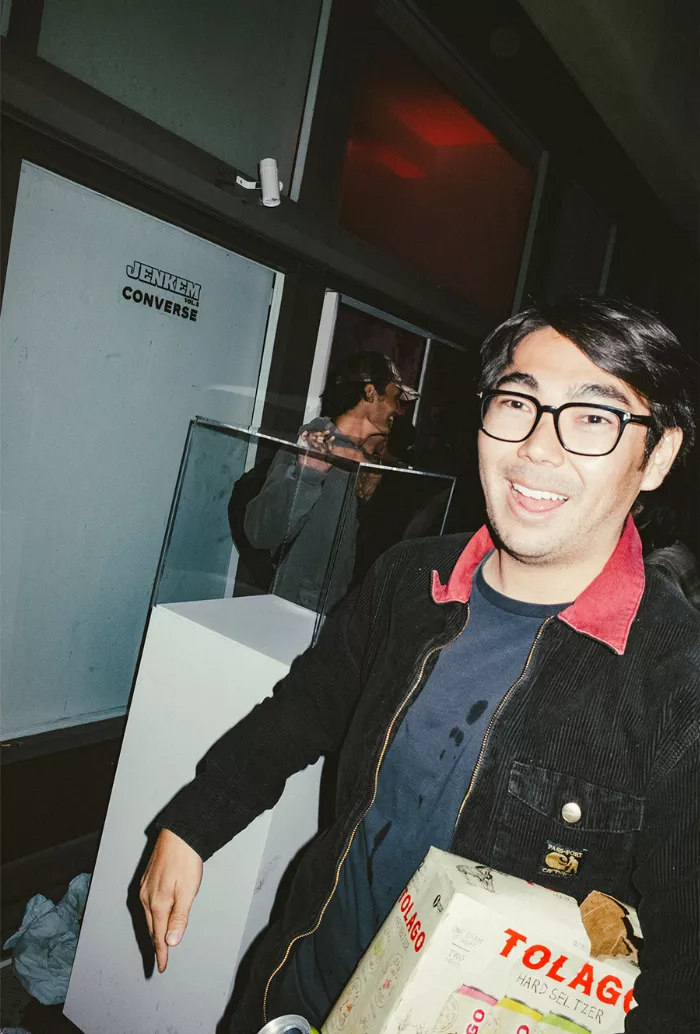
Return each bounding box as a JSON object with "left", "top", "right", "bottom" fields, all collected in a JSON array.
[{"left": 242, "top": 353, "right": 418, "bottom": 610}]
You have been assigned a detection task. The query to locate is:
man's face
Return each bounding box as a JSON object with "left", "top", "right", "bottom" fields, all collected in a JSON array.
[
  {"left": 478, "top": 327, "right": 662, "bottom": 569},
  {"left": 367, "top": 382, "right": 401, "bottom": 433}
]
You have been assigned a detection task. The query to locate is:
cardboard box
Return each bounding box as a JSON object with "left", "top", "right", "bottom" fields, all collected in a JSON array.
[{"left": 323, "top": 848, "right": 639, "bottom": 1034}]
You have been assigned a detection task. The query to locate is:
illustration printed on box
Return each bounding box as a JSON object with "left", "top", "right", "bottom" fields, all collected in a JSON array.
[
  {"left": 455, "top": 863, "right": 496, "bottom": 893},
  {"left": 373, "top": 953, "right": 403, "bottom": 1009}
]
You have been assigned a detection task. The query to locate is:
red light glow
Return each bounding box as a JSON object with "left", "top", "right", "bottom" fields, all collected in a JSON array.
[
  {"left": 347, "top": 137, "right": 427, "bottom": 179},
  {"left": 385, "top": 94, "right": 497, "bottom": 147}
]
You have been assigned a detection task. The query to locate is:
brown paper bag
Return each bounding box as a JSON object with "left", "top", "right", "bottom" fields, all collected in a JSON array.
[{"left": 580, "top": 890, "right": 642, "bottom": 963}]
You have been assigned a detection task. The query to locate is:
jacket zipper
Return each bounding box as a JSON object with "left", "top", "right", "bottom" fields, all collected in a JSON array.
[
  {"left": 451, "top": 615, "right": 553, "bottom": 838},
  {"left": 261, "top": 604, "right": 471, "bottom": 1023}
]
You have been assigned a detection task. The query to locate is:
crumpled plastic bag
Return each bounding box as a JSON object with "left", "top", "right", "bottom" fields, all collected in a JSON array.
[{"left": 3, "top": 873, "right": 91, "bottom": 1005}]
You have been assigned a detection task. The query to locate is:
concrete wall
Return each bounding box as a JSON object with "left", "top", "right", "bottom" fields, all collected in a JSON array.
[{"left": 517, "top": 0, "right": 698, "bottom": 228}]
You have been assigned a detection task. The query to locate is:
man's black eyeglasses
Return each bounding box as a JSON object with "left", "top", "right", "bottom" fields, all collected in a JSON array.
[{"left": 478, "top": 390, "right": 654, "bottom": 457}]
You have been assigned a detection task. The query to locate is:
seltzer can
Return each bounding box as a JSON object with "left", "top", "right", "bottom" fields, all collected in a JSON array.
[
  {"left": 256, "top": 1015, "right": 320, "bottom": 1034},
  {"left": 458, "top": 985, "right": 500, "bottom": 1033},
  {"left": 536, "top": 1013, "right": 591, "bottom": 1034},
  {"left": 434, "top": 984, "right": 499, "bottom": 1033},
  {"left": 484, "top": 996, "right": 544, "bottom": 1034}
]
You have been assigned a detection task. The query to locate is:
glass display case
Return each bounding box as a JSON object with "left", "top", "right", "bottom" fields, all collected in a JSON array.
[
  {"left": 65, "top": 421, "right": 456, "bottom": 1033},
  {"left": 152, "top": 418, "right": 457, "bottom": 640}
]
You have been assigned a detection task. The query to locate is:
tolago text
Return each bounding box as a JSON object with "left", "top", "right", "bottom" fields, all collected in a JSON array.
[
  {"left": 500, "top": 928, "right": 636, "bottom": 1013},
  {"left": 398, "top": 889, "right": 426, "bottom": 952}
]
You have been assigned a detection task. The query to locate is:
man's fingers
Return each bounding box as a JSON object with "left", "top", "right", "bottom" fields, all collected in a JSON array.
[
  {"left": 139, "top": 884, "right": 154, "bottom": 936},
  {"left": 139, "top": 829, "right": 204, "bottom": 973},
  {"left": 146, "top": 888, "right": 195, "bottom": 970},
  {"left": 141, "top": 901, "right": 155, "bottom": 947},
  {"left": 151, "top": 898, "right": 172, "bottom": 973},
  {"left": 165, "top": 902, "right": 192, "bottom": 947}
]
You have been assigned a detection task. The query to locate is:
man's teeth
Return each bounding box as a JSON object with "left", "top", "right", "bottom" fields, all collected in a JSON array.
[{"left": 512, "top": 482, "right": 568, "bottom": 502}]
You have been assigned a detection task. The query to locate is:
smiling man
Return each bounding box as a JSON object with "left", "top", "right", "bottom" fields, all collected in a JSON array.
[
  {"left": 141, "top": 296, "right": 699, "bottom": 1034},
  {"left": 477, "top": 325, "right": 681, "bottom": 602}
]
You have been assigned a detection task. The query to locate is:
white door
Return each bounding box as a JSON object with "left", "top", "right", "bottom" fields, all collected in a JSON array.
[{"left": 1, "top": 162, "right": 278, "bottom": 737}]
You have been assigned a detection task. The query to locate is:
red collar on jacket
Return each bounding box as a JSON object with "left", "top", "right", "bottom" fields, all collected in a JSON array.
[{"left": 431, "top": 515, "right": 645, "bottom": 656}]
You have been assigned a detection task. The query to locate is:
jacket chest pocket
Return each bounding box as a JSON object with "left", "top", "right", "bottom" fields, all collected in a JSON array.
[{"left": 492, "top": 761, "right": 644, "bottom": 897}]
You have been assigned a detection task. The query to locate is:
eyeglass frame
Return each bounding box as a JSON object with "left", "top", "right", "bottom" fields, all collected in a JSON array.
[{"left": 477, "top": 389, "right": 655, "bottom": 457}]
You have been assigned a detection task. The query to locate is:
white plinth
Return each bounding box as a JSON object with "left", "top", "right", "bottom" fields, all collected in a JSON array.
[{"left": 65, "top": 595, "right": 321, "bottom": 1034}]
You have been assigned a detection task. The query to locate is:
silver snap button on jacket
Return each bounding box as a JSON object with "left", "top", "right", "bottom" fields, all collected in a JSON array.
[{"left": 561, "top": 801, "right": 582, "bottom": 823}]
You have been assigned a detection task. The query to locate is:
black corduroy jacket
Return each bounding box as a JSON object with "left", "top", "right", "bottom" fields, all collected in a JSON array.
[{"left": 158, "top": 520, "right": 700, "bottom": 1034}]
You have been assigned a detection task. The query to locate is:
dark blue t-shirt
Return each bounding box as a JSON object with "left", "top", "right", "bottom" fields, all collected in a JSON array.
[{"left": 272, "top": 560, "right": 569, "bottom": 1021}]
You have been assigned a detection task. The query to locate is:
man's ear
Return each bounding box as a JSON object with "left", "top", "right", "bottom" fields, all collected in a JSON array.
[
  {"left": 640, "top": 428, "right": 683, "bottom": 491},
  {"left": 364, "top": 383, "right": 377, "bottom": 403}
]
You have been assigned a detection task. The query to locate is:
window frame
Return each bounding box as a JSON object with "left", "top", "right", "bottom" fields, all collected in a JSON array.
[
  {"left": 301, "top": 288, "right": 468, "bottom": 424},
  {"left": 301, "top": 0, "right": 547, "bottom": 315}
]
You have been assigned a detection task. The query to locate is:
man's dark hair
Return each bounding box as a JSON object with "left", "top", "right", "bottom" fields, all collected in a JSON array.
[
  {"left": 479, "top": 295, "right": 697, "bottom": 462},
  {"left": 321, "top": 351, "right": 394, "bottom": 422}
]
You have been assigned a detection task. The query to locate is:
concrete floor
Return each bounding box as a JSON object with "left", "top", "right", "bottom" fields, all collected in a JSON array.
[
  {"left": 0, "top": 963, "right": 81, "bottom": 1033},
  {"left": 1, "top": 835, "right": 100, "bottom": 1034},
  {"left": 1, "top": 718, "right": 125, "bottom": 1034}
]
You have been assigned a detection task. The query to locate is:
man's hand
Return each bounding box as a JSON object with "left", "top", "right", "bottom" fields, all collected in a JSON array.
[
  {"left": 139, "top": 828, "right": 203, "bottom": 973},
  {"left": 297, "top": 429, "right": 336, "bottom": 472}
]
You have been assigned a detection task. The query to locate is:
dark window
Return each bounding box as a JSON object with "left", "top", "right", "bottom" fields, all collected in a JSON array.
[
  {"left": 330, "top": 301, "right": 426, "bottom": 400},
  {"left": 415, "top": 340, "right": 479, "bottom": 474},
  {"left": 543, "top": 183, "right": 612, "bottom": 298},
  {"left": 339, "top": 27, "right": 536, "bottom": 315}
]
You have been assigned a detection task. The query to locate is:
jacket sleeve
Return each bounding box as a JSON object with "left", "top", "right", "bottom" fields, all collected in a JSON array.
[
  {"left": 155, "top": 560, "right": 380, "bottom": 861},
  {"left": 625, "top": 730, "right": 700, "bottom": 1032},
  {"left": 243, "top": 448, "right": 327, "bottom": 552}
]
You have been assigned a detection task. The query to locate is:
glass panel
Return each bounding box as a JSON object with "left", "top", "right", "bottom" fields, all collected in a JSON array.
[
  {"left": 153, "top": 420, "right": 456, "bottom": 642},
  {"left": 1, "top": 0, "right": 11, "bottom": 36},
  {"left": 415, "top": 341, "right": 480, "bottom": 474},
  {"left": 415, "top": 341, "right": 486, "bottom": 536},
  {"left": 38, "top": 0, "right": 323, "bottom": 185},
  {"left": 154, "top": 425, "right": 251, "bottom": 606},
  {"left": 327, "top": 301, "right": 427, "bottom": 423},
  {"left": 339, "top": 26, "right": 536, "bottom": 315},
  {"left": 544, "top": 182, "right": 611, "bottom": 298},
  {"left": 0, "top": 163, "right": 275, "bottom": 738}
]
